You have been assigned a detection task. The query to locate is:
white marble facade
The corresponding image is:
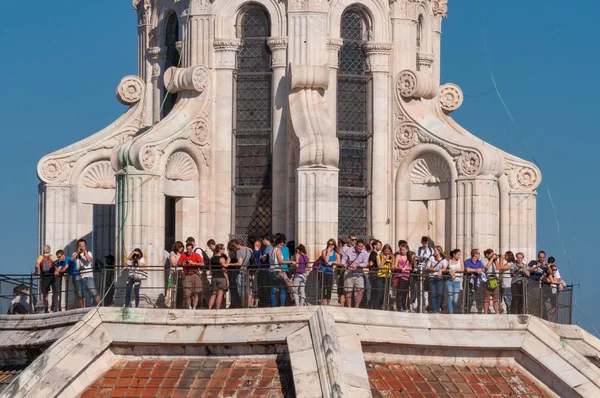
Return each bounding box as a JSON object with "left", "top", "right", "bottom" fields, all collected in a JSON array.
[{"left": 37, "top": 0, "right": 540, "bottom": 272}]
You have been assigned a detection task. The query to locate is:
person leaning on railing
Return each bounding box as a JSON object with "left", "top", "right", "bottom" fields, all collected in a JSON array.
[
  {"left": 426, "top": 246, "right": 447, "bottom": 313},
  {"left": 35, "top": 245, "right": 57, "bottom": 313},
  {"left": 208, "top": 244, "right": 229, "bottom": 310},
  {"left": 498, "top": 251, "right": 516, "bottom": 314}
]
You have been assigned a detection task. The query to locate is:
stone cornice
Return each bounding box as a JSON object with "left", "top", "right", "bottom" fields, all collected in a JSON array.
[{"left": 363, "top": 42, "right": 393, "bottom": 56}]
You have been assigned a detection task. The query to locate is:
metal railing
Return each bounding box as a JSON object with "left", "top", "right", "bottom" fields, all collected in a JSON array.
[{"left": 0, "top": 264, "right": 574, "bottom": 324}]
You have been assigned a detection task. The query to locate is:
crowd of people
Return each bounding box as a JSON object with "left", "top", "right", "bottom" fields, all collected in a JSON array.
[{"left": 10, "top": 234, "right": 568, "bottom": 317}]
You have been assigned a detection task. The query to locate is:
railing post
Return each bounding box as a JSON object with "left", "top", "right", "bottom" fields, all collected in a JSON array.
[
  {"left": 418, "top": 270, "right": 424, "bottom": 314},
  {"left": 101, "top": 267, "right": 107, "bottom": 307},
  {"left": 28, "top": 274, "right": 34, "bottom": 314},
  {"left": 382, "top": 275, "right": 390, "bottom": 311}
]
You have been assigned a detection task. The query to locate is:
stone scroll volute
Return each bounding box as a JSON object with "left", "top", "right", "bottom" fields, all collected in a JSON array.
[{"left": 288, "top": 64, "right": 339, "bottom": 168}]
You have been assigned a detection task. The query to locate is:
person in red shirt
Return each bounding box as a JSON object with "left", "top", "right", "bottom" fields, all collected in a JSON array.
[{"left": 178, "top": 242, "right": 204, "bottom": 309}]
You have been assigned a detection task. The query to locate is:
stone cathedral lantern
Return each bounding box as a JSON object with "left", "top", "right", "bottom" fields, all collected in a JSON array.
[{"left": 37, "top": 0, "right": 540, "bottom": 294}]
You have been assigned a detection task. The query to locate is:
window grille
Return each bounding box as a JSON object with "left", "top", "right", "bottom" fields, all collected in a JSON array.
[
  {"left": 234, "top": 8, "right": 272, "bottom": 241},
  {"left": 337, "top": 11, "right": 370, "bottom": 237}
]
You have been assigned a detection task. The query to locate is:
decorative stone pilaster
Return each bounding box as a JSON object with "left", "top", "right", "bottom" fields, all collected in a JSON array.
[
  {"left": 148, "top": 47, "right": 162, "bottom": 124},
  {"left": 326, "top": 39, "right": 343, "bottom": 129},
  {"left": 212, "top": 39, "right": 240, "bottom": 244},
  {"left": 364, "top": 43, "right": 393, "bottom": 243},
  {"left": 267, "top": 38, "right": 289, "bottom": 234}
]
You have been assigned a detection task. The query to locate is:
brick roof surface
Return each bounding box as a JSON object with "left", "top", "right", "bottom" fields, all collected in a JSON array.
[
  {"left": 0, "top": 365, "right": 27, "bottom": 394},
  {"left": 82, "top": 358, "right": 295, "bottom": 398},
  {"left": 367, "top": 362, "right": 551, "bottom": 398}
]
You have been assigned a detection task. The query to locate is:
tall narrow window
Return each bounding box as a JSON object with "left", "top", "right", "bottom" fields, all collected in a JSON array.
[
  {"left": 233, "top": 7, "right": 272, "bottom": 240},
  {"left": 417, "top": 15, "right": 423, "bottom": 51},
  {"left": 163, "top": 13, "right": 179, "bottom": 118},
  {"left": 337, "top": 11, "right": 370, "bottom": 238}
]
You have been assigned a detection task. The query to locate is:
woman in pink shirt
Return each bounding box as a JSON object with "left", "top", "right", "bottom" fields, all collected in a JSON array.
[{"left": 394, "top": 243, "right": 411, "bottom": 312}]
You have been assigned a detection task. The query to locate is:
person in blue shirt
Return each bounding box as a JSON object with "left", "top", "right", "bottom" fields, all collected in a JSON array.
[
  {"left": 55, "top": 249, "right": 83, "bottom": 309},
  {"left": 464, "top": 248, "right": 484, "bottom": 313}
]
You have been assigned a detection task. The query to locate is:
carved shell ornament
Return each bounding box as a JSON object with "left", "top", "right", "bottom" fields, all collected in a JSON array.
[
  {"left": 410, "top": 154, "right": 450, "bottom": 184},
  {"left": 438, "top": 83, "right": 463, "bottom": 114},
  {"left": 41, "top": 159, "right": 64, "bottom": 182},
  {"left": 166, "top": 152, "right": 197, "bottom": 181},
  {"left": 395, "top": 123, "right": 419, "bottom": 149},
  {"left": 83, "top": 162, "right": 115, "bottom": 189},
  {"left": 116, "top": 76, "right": 144, "bottom": 105},
  {"left": 458, "top": 151, "right": 482, "bottom": 176},
  {"left": 141, "top": 147, "right": 159, "bottom": 171}
]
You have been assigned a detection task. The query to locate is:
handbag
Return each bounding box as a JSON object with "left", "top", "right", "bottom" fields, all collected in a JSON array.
[{"left": 133, "top": 269, "right": 148, "bottom": 281}]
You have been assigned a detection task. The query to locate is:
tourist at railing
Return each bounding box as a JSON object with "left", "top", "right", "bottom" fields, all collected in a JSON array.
[
  {"left": 482, "top": 249, "right": 500, "bottom": 315},
  {"left": 35, "top": 245, "right": 57, "bottom": 313},
  {"left": 270, "top": 233, "right": 295, "bottom": 307},
  {"left": 341, "top": 239, "right": 368, "bottom": 308},
  {"left": 499, "top": 251, "right": 516, "bottom": 314},
  {"left": 208, "top": 244, "right": 229, "bottom": 310},
  {"left": 426, "top": 246, "right": 447, "bottom": 313},
  {"left": 394, "top": 242, "right": 411, "bottom": 312},
  {"left": 444, "top": 249, "right": 464, "bottom": 314},
  {"left": 465, "top": 249, "right": 484, "bottom": 313},
  {"left": 410, "top": 242, "right": 429, "bottom": 312},
  {"left": 511, "top": 252, "right": 529, "bottom": 314},
  {"left": 178, "top": 242, "right": 204, "bottom": 309},
  {"left": 8, "top": 284, "right": 32, "bottom": 314},
  {"left": 124, "top": 249, "right": 146, "bottom": 308},
  {"left": 416, "top": 236, "right": 434, "bottom": 263},
  {"left": 320, "top": 238, "right": 340, "bottom": 306},
  {"left": 234, "top": 239, "right": 256, "bottom": 308},
  {"left": 527, "top": 251, "right": 547, "bottom": 282},
  {"left": 71, "top": 239, "right": 100, "bottom": 307},
  {"left": 292, "top": 245, "right": 310, "bottom": 306},
  {"left": 166, "top": 241, "right": 184, "bottom": 309},
  {"left": 367, "top": 240, "right": 382, "bottom": 308},
  {"left": 53, "top": 250, "right": 74, "bottom": 311},
  {"left": 375, "top": 244, "right": 394, "bottom": 310}
]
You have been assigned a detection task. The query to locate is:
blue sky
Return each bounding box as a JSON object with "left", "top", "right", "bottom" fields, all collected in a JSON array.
[{"left": 0, "top": 1, "right": 598, "bottom": 332}]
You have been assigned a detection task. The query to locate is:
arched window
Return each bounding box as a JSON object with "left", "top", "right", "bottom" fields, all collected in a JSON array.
[
  {"left": 233, "top": 7, "right": 272, "bottom": 239},
  {"left": 163, "top": 13, "right": 179, "bottom": 118},
  {"left": 337, "top": 10, "right": 371, "bottom": 238}
]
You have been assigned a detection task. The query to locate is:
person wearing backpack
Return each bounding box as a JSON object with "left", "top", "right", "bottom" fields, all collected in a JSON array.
[
  {"left": 186, "top": 237, "right": 211, "bottom": 307},
  {"left": 482, "top": 249, "right": 500, "bottom": 314},
  {"left": 234, "top": 239, "right": 257, "bottom": 308},
  {"left": 35, "top": 245, "right": 57, "bottom": 313}
]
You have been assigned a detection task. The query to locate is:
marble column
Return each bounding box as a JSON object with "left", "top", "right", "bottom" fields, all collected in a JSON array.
[
  {"left": 38, "top": 185, "right": 78, "bottom": 256},
  {"left": 364, "top": 43, "right": 393, "bottom": 245},
  {"left": 296, "top": 168, "right": 338, "bottom": 259},
  {"left": 115, "top": 169, "right": 164, "bottom": 302},
  {"left": 268, "top": 37, "right": 289, "bottom": 235},
  {"left": 455, "top": 177, "right": 500, "bottom": 255},
  {"left": 213, "top": 39, "right": 240, "bottom": 244}
]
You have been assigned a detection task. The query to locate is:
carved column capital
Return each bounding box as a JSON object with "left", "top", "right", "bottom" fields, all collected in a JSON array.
[
  {"left": 432, "top": 0, "right": 449, "bottom": 18},
  {"left": 417, "top": 52, "right": 435, "bottom": 70},
  {"left": 214, "top": 38, "right": 241, "bottom": 70},
  {"left": 363, "top": 42, "right": 393, "bottom": 73},
  {"left": 327, "top": 39, "right": 344, "bottom": 68},
  {"left": 267, "top": 37, "right": 288, "bottom": 68},
  {"left": 148, "top": 47, "right": 162, "bottom": 79}
]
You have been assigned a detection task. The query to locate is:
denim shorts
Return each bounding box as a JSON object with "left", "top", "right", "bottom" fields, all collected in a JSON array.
[
  {"left": 72, "top": 276, "right": 84, "bottom": 299},
  {"left": 82, "top": 276, "right": 98, "bottom": 297}
]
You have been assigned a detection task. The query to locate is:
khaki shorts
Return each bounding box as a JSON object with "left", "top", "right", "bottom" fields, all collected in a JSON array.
[
  {"left": 184, "top": 273, "right": 203, "bottom": 298},
  {"left": 344, "top": 273, "right": 364, "bottom": 292},
  {"left": 211, "top": 277, "right": 227, "bottom": 292}
]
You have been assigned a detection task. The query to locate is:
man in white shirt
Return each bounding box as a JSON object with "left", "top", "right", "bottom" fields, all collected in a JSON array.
[{"left": 71, "top": 239, "right": 100, "bottom": 307}]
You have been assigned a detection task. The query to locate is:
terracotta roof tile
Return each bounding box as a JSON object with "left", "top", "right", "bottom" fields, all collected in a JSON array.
[
  {"left": 366, "top": 361, "right": 552, "bottom": 398},
  {"left": 82, "top": 358, "right": 294, "bottom": 397}
]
